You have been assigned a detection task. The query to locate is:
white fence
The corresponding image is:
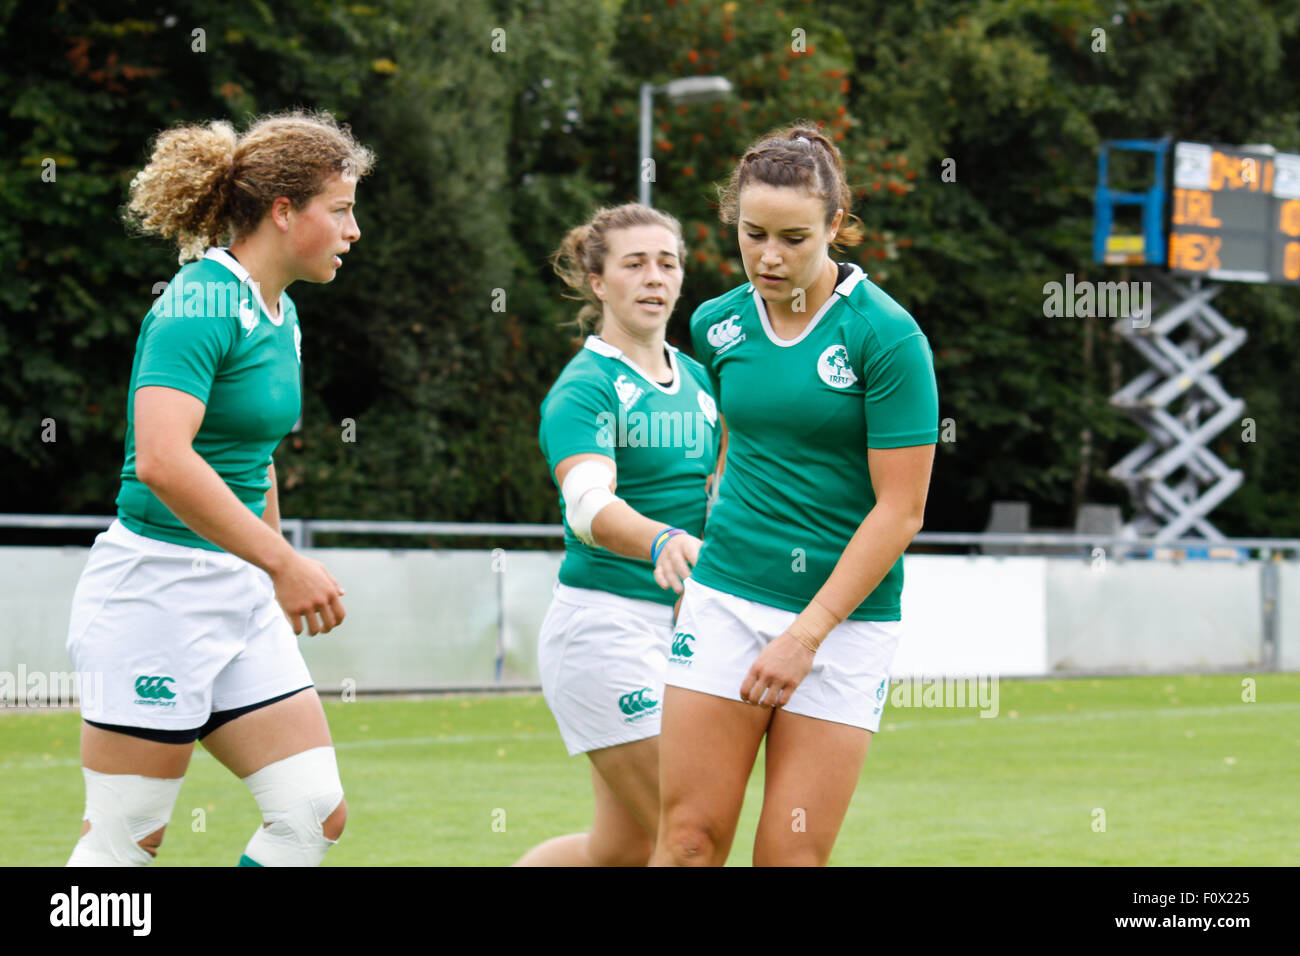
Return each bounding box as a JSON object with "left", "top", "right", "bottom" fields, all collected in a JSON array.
[{"left": 1, "top": 533, "right": 1293, "bottom": 694}]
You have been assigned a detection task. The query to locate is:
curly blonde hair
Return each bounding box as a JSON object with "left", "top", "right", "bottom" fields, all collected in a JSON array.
[
  {"left": 125, "top": 109, "right": 376, "bottom": 263},
  {"left": 716, "top": 121, "right": 865, "bottom": 250},
  {"left": 550, "top": 203, "right": 687, "bottom": 335}
]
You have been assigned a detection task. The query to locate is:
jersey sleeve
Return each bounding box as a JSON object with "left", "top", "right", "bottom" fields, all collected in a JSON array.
[
  {"left": 689, "top": 307, "right": 722, "bottom": 397},
  {"left": 538, "top": 378, "right": 617, "bottom": 476},
  {"left": 133, "top": 306, "right": 238, "bottom": 405},
  {"left": 862, "top": 332, "right": 939, "bottom": 448}
]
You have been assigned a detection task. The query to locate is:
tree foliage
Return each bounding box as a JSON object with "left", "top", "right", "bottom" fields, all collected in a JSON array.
[{"left": 3, "top": 0, "right": 1298, "bottom": 539}]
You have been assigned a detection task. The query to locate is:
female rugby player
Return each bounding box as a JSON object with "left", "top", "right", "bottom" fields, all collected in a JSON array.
[
  {"left": 516, "top": 204, "right": 719, "bottom": 866},
  {"left": 652, "top": 125, "right": 939, "bottom": 866},
  {"left": 65, "top": 111, "right": 373, "bottom": 866}
]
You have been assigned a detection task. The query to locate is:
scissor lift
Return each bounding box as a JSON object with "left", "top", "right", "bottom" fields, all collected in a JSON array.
[{"left": 1094, "top": 140, "right": 1246, "bottom": 541}]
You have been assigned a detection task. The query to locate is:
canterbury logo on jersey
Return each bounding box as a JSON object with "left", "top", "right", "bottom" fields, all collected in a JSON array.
[
  {"left": 618, "top": 688, "right": 660, "bottom": 716},
  {"left": 817, "top": 344, "right": 859, "bottom": 388},
  {"left": 670, "top": 632, "right": 695, "bottom": 658},
  {"left": 613, "top": 374, "right": 644, "bottom": 409},
  {"left": 238, "top": 301, "right": 259, "bottom": 337},
  {"left": 707, "top": 315, "right": 745, "bottom": 353},
  {"left": 133, "top": 675, "right": 177, "bottom": 701}
]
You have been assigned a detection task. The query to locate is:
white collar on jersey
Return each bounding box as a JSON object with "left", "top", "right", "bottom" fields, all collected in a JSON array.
[
  {"left": 748, "top": 261, "right": 868, "bottom": 348},
  {"left": 583, "top": 334, "right": 682, "bottom": 395},
  {"left": 203, "top": 248, "right": 287, "bottom": 326}
]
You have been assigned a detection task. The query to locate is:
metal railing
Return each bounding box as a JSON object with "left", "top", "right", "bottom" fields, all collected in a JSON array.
[
  {"left": 2, "top": 514, "right": 1292, "bottom": 679},
  {"left": 3, "top": 513, "right": 1300, "bottom": 557}
]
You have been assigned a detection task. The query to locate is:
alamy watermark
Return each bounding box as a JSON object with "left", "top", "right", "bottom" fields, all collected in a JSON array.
[
  {"left": 888, "top": 675, "right": 999, "bottom": 718},
  {"left": 1042, "top": 274, "right": 1151, "bottom": 327},
  {"left": 595, "top": 408, "right": 714, "bottom": 459},
  {"left": 594, "top": 385, "right": 718, "bottom": 460},
  {"left": 0, "top": 666, "right": 103, "bottom": 709},
  {"left": 150, "top": 276, "right": 263, "bottom": 329},
  {"left": 50, "top": 886, "right": 151, "bottom": 936}
]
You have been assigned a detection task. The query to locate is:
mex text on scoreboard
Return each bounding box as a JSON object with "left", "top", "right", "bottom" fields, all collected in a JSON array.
[{"left": 1168, "top": 141, "right": 1300, "bottom": 284}]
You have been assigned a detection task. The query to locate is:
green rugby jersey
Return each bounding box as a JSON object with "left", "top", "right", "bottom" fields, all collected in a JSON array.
[
  {"left": 116, "top": 248, "right": 302, "bottom": 551},
  {"left": 539, "top": 335, "right": 720, "bottom": 605},
  {"left": 688, "top": 262, "right": 938, "bottom": 620}
]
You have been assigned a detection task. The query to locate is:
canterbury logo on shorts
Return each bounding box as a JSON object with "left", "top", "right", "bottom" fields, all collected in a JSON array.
[
  {"left": 133, "top": 675, "right": 177, "bottom": 706},
  {"left": 618, "top": 688, "right": 660, "bottom": 719},
  {"left": 670, "top": 632, "right": 695, "bottom": 659}
]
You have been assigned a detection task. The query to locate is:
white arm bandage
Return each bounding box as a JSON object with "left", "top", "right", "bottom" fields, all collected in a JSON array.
[{"left": 561, "top": 460, "right": 620, "bottom": 547}]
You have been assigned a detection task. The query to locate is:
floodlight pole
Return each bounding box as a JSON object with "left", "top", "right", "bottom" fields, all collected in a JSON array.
[
  {"left": 639, "top": 83, "right": 655, "bottom": 208},
  {"left": 638, "top": 76, "right": 733, "bottom": 208}
]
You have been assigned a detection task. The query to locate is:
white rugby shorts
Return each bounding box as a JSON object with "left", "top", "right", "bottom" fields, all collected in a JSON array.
[
  {"left": 537, "top": 582, "right": 674, "bottom": 756},
  {"left": 66, "top": 520, "right": 314, "bottom": 730},
  {"left": 665, "top": 577, "right": 902, "bottom": 732}
]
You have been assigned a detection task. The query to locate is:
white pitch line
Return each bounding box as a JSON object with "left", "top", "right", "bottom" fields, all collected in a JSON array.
[
  {"left": 881, "top": 700, "right": 1300, "bottom": 731},
  {"left": 332, "top": 732, "right": 555, "bottom": 750},
  {"left": 0, "top": 732, "right": 558, "bottom": 772},
  {"left": 4, "top": 703, "right": 1297, "bottom": 771},
  {"left": 0, "top": 756, "right": 82, "bottom": 771}
]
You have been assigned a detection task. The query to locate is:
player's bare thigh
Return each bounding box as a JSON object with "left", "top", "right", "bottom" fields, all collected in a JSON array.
[
  {"left": 652, "top": 686, "right": 770, "bottom": 866},
  {"left": 752, "top": 708, "right": 870, "bottom": 866},
  {"left": 586, "top": 734, "right": 660, "bottom": 841},
  {"left": 585, "top": 740, "right": 659, "bottom": 865},
  {"left": 199, "top": 687, "right": 332, "bottom": 777},
  {"left": 199, "top": 687, "right": 345, "bottom": 838}
]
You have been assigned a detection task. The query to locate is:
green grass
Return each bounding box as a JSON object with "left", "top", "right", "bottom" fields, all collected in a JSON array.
[{"left": 3, "top": 673, "right": 1298, "bottom": 865}]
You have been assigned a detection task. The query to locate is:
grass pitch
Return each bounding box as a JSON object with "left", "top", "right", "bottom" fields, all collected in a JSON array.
[{"left": 3, "top": 673, "right": 1296, "bottom": 866}]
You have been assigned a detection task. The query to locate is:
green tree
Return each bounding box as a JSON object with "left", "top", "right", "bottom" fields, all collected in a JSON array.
[{"left": 5, "top": 0, "right": 1299, "bottom": 542}]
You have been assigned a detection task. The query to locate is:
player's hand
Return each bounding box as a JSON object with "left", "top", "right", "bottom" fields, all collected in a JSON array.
[
  {"left": 740, "top": 632, "right": 815, "bottom": 708},
  {"left": 270, "top": 553, "right": 346, "bottom": 635},
  {"left": 653, "top": 533, "right": 701, "bottom": 594}
]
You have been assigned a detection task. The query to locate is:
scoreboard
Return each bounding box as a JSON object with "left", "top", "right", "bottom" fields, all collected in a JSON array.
[{"left": 1168, "top": 142, "right": 1300, "bottom": 284}]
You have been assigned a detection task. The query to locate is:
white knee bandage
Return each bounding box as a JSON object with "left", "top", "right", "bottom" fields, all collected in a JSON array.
[
  {"left": 239, "top": 747, "right": 344, "bottom": 867},
  {"left": 67, "top": 769, "right": 183, "bottom": 867},
  {"left": 561, "top": 460, "right": 620, "bottom": 547}
]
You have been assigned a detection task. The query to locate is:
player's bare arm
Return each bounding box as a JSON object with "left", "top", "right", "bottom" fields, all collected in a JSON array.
[
  {"left": 740, "top": 443, "right": 935, "bottom": 707},
  {"left": 554, "top": 452, "right": 701, "bottom": 594},
  {"left": 262, "top": 462, "right": 282, "bottom": 535},
  {"left": 135, "top": 385, "right": 345, "bottom": 635}
]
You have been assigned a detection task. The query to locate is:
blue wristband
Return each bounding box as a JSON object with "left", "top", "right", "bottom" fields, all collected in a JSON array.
[{"left": 651, "top": 528, "right": 685, "bottom": 564}]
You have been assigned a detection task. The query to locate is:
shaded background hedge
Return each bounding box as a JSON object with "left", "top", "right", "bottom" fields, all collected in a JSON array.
[{"left": 4, "top": 0, "right": 1299, "bottom": 543}]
